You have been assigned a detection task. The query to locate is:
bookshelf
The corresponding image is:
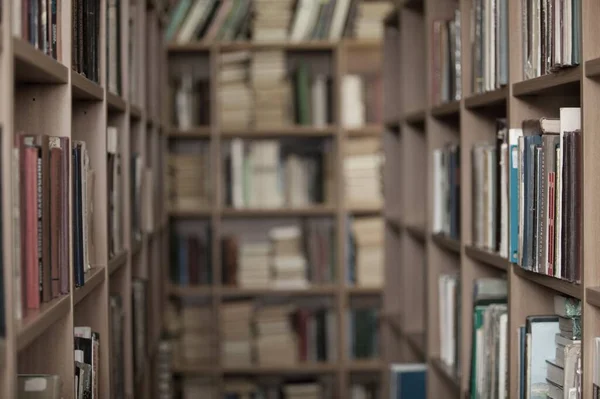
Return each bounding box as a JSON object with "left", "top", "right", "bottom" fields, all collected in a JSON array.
[
  {"left": 0, "top": 0, "right": 169, "bottom": 398},
  {"left": 384, "top": 0, "right": 598, "bottom": 397},
  {"left": 166, "top": 37, "right": 385, "bottom": 397}
]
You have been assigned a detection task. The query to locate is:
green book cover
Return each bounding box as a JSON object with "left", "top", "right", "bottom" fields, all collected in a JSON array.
[{"left": 295, "top": 62, "right": 311, "bottom": 125}]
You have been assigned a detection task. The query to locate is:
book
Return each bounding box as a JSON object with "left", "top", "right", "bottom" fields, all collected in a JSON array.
[
  {"left": 433, "top": 144, "right": 461, "bottom": 239},
  {"left": 72, "top": 0, "right": 101, "bottom": 82},
  {"left": 431, "top": 10, "right": 462, "bottom": 105},
  {"left": 17, "top": 375, "right": 62, "bottom": 399},
  {"left": 390, "top": 363, "right": 427, "bottom": 399}
]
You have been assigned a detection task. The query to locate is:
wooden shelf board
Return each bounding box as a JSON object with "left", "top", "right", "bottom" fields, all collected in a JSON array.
[
  {"left": 74, "top": 267, "right": 106, "bottom": 305},
  {"left": 347, "top": 205, "right": 382, "bottom": 215},
  {"left": 222, "top": 285, "right": 338, "bottom": 297},
  {"left": 384, "top": 314, "right": 403, "bottom": 337},
  {"left": 107, "top": 91, "right": 127, "bottom": 113},
  {"left": 385, "top": 216, "right": 402, "bottom": 233},
  {"left": 403, "top": 109, "right": 426, "bottom": 125},
  {"left": 384, "top": 120, "right": 401, "bottom": 132},
  {"left": 343, "top": 39, "right": 382, "bottom": 50},
  {"left": 130, "top": 104, "right": 142, "bottom": 120},
  {"left": 109, "top": 250, "right": 129, "bottom": 275},
  {"left": 430, "top": 357, "right": 461, "bottom": 391},
  {"left": 169, "top": 207, "right": 212, "bottom": 218},
  {"left": 168, "top": 41, "right": 337, "bottom": 52},
  {"left": 221, "top": 126, "right": 336, "bottom": 138},
  {"left": 169, "top": 284, "right": 213, "bottom": 296},
  {"left": 222, "top": 207, "right": 335, "bottom": 217},
  {"left": 586, "top": 287, "right": 600, "bottom": 307},
  {"left": 464, "top": 245, "right": 508, "bottom": 271},
  {"left": 585, "top": 58, "right": 600, "bottom": 78},
  {"left": 346, "top": 360, "right": 383, "bottom": 372},
  {"left": 17, "top": 294, "right": 71, "bottom": 351},
  {"left": 347, "top": 286, "right": 382, "bottom": 295},
  {"left": 13, "top": 37, "right": 68, "bottom": 83},
  {"left": 430, "top": 100, "right": 460, "bottom": 119},
  {"left": 132, "top": 239, "right": 143, "bottom": 258},
  {"left": 512, "top": 66, "right": 581, "bottom": 96},
  {"left": 512, "top": 264, "right": 581, "bottom": 299},
  {"left": 406, "top": 332, "right": 426, "bottom": 361},
  {"left": 226, "top": 363, "right": 338, "bottom": 374},
  {"left": 464, "top": 87, "right": 507, "bottom": 109},
  {"left": 168, "top": 126, "right": 212, "bottom": 139},
  {"left": 406, "top": 223, "right": 426, "bottom": 242},
  {"left": 431, "top": 233, "right": 461, "bottom": 255},
  {"left": 346, "top": 124, "right": 383, "bottom": 136},
  {"left": 71, "top": 72, "right": 104, "bottom": 101}
]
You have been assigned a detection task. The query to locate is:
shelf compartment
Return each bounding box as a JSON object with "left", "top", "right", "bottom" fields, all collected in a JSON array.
[
  {"left": 406, "top": 223, "right": 426, "bottom": 242},
  {"left": 512, "top": 66, "right": 581, "bottom": 96},
  {"left": 74, "top": 267, "right": 106, "bottom": 305},
  {"left": 403, "top": 109, "right": 426, "bottom": 125},
  {"left": 431, "top": 233, "right": 461, "bottom": 254},
  {"left": 222, "top": 125, "right": 336, "bottom": 138},
  {"left": 71, "top": 72, "right": 104, "bottom": 101},
  {"left": 464, "top": 245, "right": 507, "bottom": 271},
  {"left": 14, "top": 37, "right": 69, "bottom": 84},
  {"left": 586, "top": 287, "right": 600, "bottom": 307},
  {"left": 109, "top": 250, "right": 129, "bottom": 275},
  {"left": 130, "top": 104, "right": 142, "bottom": 120},
  {"left": 430, "top": 100, "right": 460, "bottom": 119},
  {"left": 585, "top": 58, "right": 600, "bottom": 78},
  {"left": 17, "top": 294, "right": 71, "bottom": 350},
  {"left": 512, "top": 264, "right": 581, "bottom": 299},
  {"left": 430, "top": 357, "right": 461, "bottom": 391},
  {"left": 107, "top": 91, "right": 127, "bottom": 113},
  {"left": 221, "top": 285, "right": 337, "bottom": 297},
  {"left": 464, "top": 87, "right": 507, "bottom": 110},
  {"left": 222, "top": 207, "right": 335, "bottom": 218}
]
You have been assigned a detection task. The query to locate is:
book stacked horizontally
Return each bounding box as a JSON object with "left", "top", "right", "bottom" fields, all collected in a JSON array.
[
  {"left": 168, "top": 149, "right": 211, "bottom": 211},
  {"left": 269, "top": 226, "right": 308, "bottom": 289},
  {"left": 219, "top": 51, "right": 253, "bottom": 130},
  {"left": 284, "top": 382, "right": 323, "bottom": 399},
  {"left": 354, "top": 1, "right": 393, "bottom": 39},
  {"left": 252, "top": 51, "right": 292, "bottom": 129},
  {"left": 352, "top": 217, "right": 384, "bottom": 287},
  {"left": 237, "top": 241, "right": 271, "bottom": 288},
  {"left": 178, "top": 305, "right": 214, "bottom": 365},
  {"left": 221, "top": 301, "right": 253, "bottom": 367},
  {"left": 253, "top": 0, "right": 294, "bottom": 42},
  {"left": 546, "top": 295, "right": 582, "bottom": 399},
  {"left": 255, "top": 304, "right": 298, "bottom": 366},
  {"left": 343, "top": 137, "right": 383, "bottom": 208}
]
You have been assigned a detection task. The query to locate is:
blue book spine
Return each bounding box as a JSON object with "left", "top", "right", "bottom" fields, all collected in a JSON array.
[{"left": 508, "top": 129, "right": 522, "bottom": 264}]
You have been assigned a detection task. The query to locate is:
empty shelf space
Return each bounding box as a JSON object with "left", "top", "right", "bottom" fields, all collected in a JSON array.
[{"left": 109, "top": 250, "right": 129, "bottom": 275}]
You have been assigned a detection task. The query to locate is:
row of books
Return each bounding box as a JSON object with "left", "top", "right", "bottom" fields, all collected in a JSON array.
[
  {"left": 431, "top": 10, "right": 462, "bottom": 105},
  {"left": 165, "top": 0, "right": 392, "bottom": 44},
  {"left": 347, "top": 217, "right": 384, "bottom": 288},
  {"left": 168, "top": 147, "right": 211, "bottom": 211},
  {"left": 523, "top": 0, "right": 581, "bottom": 80},
  {"left": 517, "top": 296, "right": 581, "bottom": 398},
  {"left": 510, "top": 108, "right": 582, "bottom": 282},
  {"left": 343, "top": 138, "right": 383, "bottom": 209},
  {"left": 432, "top": 144, "right": 461, "bottom": 240},
  {"left": 224, "top": 139, "right": 334, "bottom": 209},
  {"left": 13, "top": 0, "right": 61, "bottom": 60},
  {"left": 13, "top": 134, "right": 94, "bottom": 316},
  {"left": 170, "top": 231, "right": 213, "bottom": 285}
]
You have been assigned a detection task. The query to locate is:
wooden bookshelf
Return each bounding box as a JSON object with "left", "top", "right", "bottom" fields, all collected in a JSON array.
[
  {"left": 464, "top": 245, "right": 508, "bottom": 271},
  {"left": 0, "top": 1, "right": 168, "bottom": 397}
]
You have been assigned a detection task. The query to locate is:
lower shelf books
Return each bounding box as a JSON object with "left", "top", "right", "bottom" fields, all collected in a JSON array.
[
  {"left": 170, "top": 228, "right": 213, "bottom": 286},
  {"left": 178, "top": 303, "right": 216, "bottom": 365},
  {"left": 156, "top": 340, "right": 174, "bottom": 399},
  {"left": 390, "top": 363, "right": 426, "bottom": 399},
  {"left": 223, "top": 378, "right": 334, "bottom": 399},
  {"left": 343, "top": 137, "right": 383, "bottom": 209},
  {"left": 74, "top": 326, "right": 99, "bottom": 399},
  {"left": 17, "top": 375, "right": 62, "bottom": 398},
  {"left": 181, "top": 377, "right": 217, "bottom": 399},
  {"left": 348, "top": 307, "right": 379, "bottom": 360},
  {"left": 517, "top": 295, "right": 582, "bottom": 399}
]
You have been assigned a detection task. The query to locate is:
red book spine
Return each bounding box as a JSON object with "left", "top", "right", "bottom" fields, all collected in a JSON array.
[{"left": 25, "top": 148, "right": 40, "bottom": 310}]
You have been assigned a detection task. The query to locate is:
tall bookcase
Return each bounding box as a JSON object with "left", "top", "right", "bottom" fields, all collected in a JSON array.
[
  {"left": 0, "top": 0, "right": 169, "bottom": 398},
  {"left": 166, "top": 39, "right": 387, "bottom": 397},
  {"left": 383, "top": 0, "right": 600, "bottom": 397}
]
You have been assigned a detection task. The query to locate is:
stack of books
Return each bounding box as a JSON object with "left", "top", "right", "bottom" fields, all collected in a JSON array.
[
  {"left": 431, "top": 10, "right": 462, "bottom": 104},
  {"left": 221, "top": 301, "right": 253, "bottom": 367},
  {"left": 168, "top": 149, "right": 211, "bottom": 211},
  {"left": 219, "top": 51, "right": 253, "bottom": 130},
  {"left": 252, "top": 51, "right": 292, "bottom": 129},
  {"left": 237, "top": 241, "right": 271, "bottom": 288},
  {"left": 546, "top": 296, "right": 582, "bottom": 399},
  {"left": 270, "top": 226, "right": 308, "bottom": 289},
  {"left": 471, "top": 119, "right": 508, "bottom": 257},
  {"left": 348, "top": 307, "right": 379, "bottom": 360},
  {"left": 253, "top": 0, "right": 294, "bottom": 42},
  {"left": 284, "top": 383, "right": 323, "bottom": 399},
  {"left": 224, "top": 380, "right": 257, "bottom": 398},
  {"left": 354, "top": 1, "right": 393, "bottom": 39},
  {"left": 178, "top": 305, "right": 214, "bottom": 365},
  {"left": 343, "top": 138, "right": 383, "bottom": 208},
  {"left": 432, "top": 143, "right": 461, "bottom": 240},
  {"left": 351, "top": 217, "right": 384, "bottom": 287},
  {"left": 509, "top": 108, "right": 581, "bottom": 282},
  {"left": 470, "top": 0, "right": 509, "bottom": 93},
  {"left": 522, "top": 0, "right": 581, "bottom": 79},
  {"left": 255, "top": 304, "right": 298, "bottom": 366}
]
